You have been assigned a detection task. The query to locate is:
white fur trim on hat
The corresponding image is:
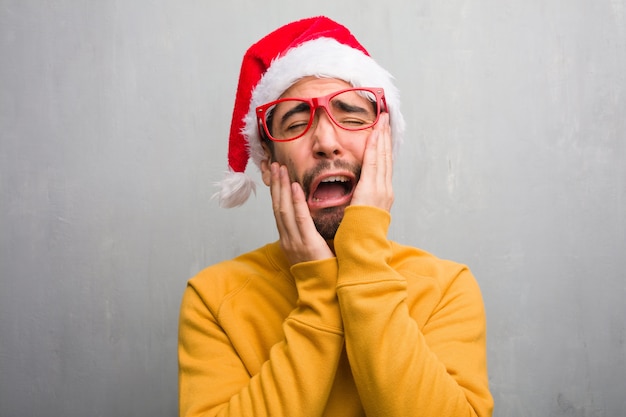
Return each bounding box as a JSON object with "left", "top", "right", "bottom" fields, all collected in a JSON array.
[{"left": 213, "top": 170, "right": 256, "bottom": 208}]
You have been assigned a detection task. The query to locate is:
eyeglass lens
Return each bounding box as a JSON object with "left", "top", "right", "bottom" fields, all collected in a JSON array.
[{"left": 265, "top": 89, "right": 379, "bottom": 141}]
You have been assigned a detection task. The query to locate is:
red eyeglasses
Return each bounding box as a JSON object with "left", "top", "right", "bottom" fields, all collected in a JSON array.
[{"left": 256, "top": 87, "right": 387, "bottom": 142}]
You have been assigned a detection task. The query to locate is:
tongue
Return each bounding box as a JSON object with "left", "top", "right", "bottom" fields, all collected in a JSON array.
[{"left": 313, "top": 182, "right": 347, "bottom": 201}]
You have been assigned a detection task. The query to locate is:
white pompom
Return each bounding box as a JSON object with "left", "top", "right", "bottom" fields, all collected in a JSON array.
[{"left": 213, "top": 171, "right": 256, "bottom": 208}]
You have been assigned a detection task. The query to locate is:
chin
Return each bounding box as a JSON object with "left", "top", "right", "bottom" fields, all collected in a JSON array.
[{"left": 312, "top": 206, "right": 345, "bottom": 240}]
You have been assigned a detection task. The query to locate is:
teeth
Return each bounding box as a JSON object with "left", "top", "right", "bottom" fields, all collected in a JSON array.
[
  {"left": 321, "top": 176, "right": 349, "bottom": 183},
  {"left": 312, "top": 176, "right": 351, "bottom": 202}
]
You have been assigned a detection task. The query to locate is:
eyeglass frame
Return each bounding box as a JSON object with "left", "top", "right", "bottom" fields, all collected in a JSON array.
[{"left": 255, "top": 87, "right": 387, "bottom": 142}]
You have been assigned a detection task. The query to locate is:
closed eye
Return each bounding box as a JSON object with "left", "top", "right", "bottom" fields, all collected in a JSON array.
[
  {"left": 280, "top": 102, "right": 311, "bottom": 125},
  {"left": 331, "top": 99, "right": 370, "bottom": 115}
]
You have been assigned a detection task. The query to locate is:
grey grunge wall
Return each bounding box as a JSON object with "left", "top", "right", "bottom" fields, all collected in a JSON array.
[{"left": 1, "top": 1, "right": 625, "bottom": 416}]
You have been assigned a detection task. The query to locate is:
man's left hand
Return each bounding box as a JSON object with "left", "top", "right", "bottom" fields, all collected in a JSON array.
[{"left": 350, "top": 113, "right": 394, "bottom": 212}]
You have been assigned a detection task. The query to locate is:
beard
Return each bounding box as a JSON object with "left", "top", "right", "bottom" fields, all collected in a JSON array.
[
  {"left": 291, "top": 159, "right": 362, "bottom": 240},
  {"left": 311, "top": 206, "right": 346, "bottom": 240}
]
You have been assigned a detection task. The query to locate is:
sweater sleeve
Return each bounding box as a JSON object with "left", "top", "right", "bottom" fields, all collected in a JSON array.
[
  {"left": 178, "top": 257, "right": 344, "bottom": 417},
  {"left": 334, "top": 206, "right": 493, "bottom": 417}
]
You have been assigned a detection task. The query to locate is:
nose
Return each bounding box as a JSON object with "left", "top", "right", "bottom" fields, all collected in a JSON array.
[{"left": 310, "top": 109, "right": 343, "bottom": 159}]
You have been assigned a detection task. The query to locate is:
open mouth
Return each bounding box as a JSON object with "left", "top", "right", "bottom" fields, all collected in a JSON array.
[{"left": 308, "top": 174, "right": 355, "bottom": 209}]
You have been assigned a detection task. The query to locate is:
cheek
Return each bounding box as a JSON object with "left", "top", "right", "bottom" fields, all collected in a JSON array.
[
  {"left": 271, "top": 143, "right": 293, "bottom": 163},
  {"left": 273, "top": 145, "right": 308, "bottom": 171},
  {"left": 344, "top": 140, "right": 368, "bottom": 163},
  {"left": 283, "top": 158, "right": 303, "bottom": 184}
]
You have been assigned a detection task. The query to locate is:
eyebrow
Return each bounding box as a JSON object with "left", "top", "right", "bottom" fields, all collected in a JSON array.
[
  {"left": 280, "top": 102, "right": 311, "bottom": 125},
  {"left": 331, "top": 99, "right": 370, "bottom": 114}
]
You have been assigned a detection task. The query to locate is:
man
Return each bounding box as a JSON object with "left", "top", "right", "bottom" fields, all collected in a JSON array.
[{"left": 178, "top": 16, "right": 493, "bottom": 417}]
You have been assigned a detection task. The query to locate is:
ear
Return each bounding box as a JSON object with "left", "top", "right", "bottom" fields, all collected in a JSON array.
[{"left": 260, "top": 142, "right": 273, "bottom": 186}]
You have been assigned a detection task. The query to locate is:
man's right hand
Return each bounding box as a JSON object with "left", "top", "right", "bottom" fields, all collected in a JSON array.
[{"left": 269, "top": 162, "right": 335, "bottom": 265}]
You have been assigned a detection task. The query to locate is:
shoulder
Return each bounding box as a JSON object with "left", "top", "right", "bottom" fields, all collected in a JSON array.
[
  {"left": 184, "top": 242, "right": 291, "bottom": 312},
  {"left": 389, "top": 241, "right": 485, "bottom": 324},
  {"left": 390, "top": 241, "right": 482, "bottom": 299},
  {"left": 390, "top": 242, "right": 469, "bottom": 279}
]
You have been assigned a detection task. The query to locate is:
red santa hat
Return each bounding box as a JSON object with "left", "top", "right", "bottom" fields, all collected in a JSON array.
[{"left": 216, "top": 16, "right": 405, "bottom": 207}]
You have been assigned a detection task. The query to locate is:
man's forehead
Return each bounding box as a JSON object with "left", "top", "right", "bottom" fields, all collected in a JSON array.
[{"left": 278, "top": 77, "right": 353, "bottom": 99}]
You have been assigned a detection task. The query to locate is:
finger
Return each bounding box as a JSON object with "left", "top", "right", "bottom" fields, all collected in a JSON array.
[
  {"left": 371, "top": 113, "right": 390, "bottom": 185},
  {"left": 270, "top": 163, "right": 300, "bottom": 246},
  {"left": 350, "top": 127, "right": 377, "bottom": 206},
  {"left": 269, "top": 162, "right": 287, "bottom": 237},
  {"left": 362, "top": 127, "right": 380, "bottom": 184},
  {"left": 380, "top": 113, "right": 394, "bottom": 207},
  {"left": 290, "top": 182, "right": 316, "bottom": 238},
  {"left": 277, "top": 165, "right": 300, "bottom": 242},
  {"left": 380, "top": 113, "right": 393, "bottom": 186},
  {"left": 291, "top": 181, "right": 335, "bottom": 260}
]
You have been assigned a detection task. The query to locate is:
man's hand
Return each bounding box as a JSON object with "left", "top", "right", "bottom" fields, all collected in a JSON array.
[
  {"left": 269, "top": 163, "right": 335, "bottom": 265},
  {"left": 350, "top": 113, "right": 394, "bottom": 212}
]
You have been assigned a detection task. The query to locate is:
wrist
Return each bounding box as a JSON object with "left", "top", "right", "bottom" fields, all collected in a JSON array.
[{"left": 290, "top": 258, "right": 343, "bottom": 332}]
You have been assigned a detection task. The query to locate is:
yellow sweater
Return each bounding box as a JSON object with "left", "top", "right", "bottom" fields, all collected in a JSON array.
[{"left": 178, "top": 206, "right": 493, "bottom": 416}]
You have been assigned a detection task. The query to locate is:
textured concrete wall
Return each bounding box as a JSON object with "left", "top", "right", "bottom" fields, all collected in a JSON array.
[{"left": 1, "top": 1, "right": 625, "bottom": 416}]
